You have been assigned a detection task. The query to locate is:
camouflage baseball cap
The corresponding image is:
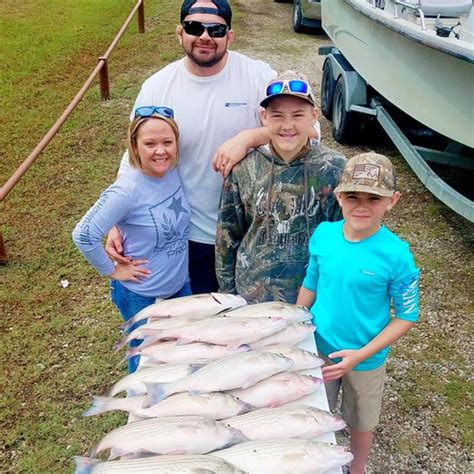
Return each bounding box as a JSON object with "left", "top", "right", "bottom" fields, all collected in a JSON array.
[
  {"left": 260, "top": 70, "right": 315, "bottom": 108},
  {"left": 334, "top": 152, "right": 396, "bottom": 197}
]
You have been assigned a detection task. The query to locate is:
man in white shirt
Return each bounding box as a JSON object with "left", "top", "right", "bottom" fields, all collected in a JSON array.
[{"left": 108, "top": 0, "right": 319, "bottom": 293}]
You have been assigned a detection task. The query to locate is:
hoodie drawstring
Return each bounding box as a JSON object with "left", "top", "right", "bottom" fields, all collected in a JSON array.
[{"left": 265, "top": 156, "right": 275, "bottom": 243}]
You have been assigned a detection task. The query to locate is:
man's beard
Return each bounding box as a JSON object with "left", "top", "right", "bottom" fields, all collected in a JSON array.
[{"left": 185, "top": 41, "right": 227, "bottom": 68}]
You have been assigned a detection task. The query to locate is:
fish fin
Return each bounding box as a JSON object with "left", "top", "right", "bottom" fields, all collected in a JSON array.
[
  {"left": 143, "top": 382, "right": 170, "bottom": 407},
  {"left": 133, "top": 449, "right": 156, "bottom": 458},
  {"left": 109, "top": 447, "right": 129, "bottom": 460},
  {"left": 82, "top": 396, "right": 113, "bottom": 417},
  {"left": 190, "top": 363, "right": 205, "bottom": 373},
  {"left": 175, "top": 337, "right": 193, "bottom": 346},
  {"left": 167, "top": 448, "right": 187, "bottom": 455},
  {"left": 241, "top": 376, "right": 264, "bottom": 389},
  {"left": 189, "top": 389, "right": 205, "bottom": 396},
  {"left": 73, "top": 456, "right": 100, "bottom": 474},
  {"left": 268, "top": 399, "right": 283, "bottom": 408}
]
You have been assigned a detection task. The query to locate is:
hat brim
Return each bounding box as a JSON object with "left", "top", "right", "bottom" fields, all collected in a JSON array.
[
  {"left": 260, "top": 93, "right": 315, "bottom": 108},
  {"left": 334, "top": 183, "right": 394, "bottom": 197}
]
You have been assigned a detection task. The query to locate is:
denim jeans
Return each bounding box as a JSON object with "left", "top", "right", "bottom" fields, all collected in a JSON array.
[{"left": 110, "top": 280, "right": 192, "bottom": 373}]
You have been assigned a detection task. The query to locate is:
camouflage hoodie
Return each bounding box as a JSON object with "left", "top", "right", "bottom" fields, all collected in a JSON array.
[{"left": 216, "top": 141, "right": 346, "bottom": 304}]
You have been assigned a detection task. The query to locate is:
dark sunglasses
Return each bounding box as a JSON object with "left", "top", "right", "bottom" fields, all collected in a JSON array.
[
  {"left": 134, "top": 106, "right": 174, "bottom": 119},
  {"left": 182, "top": 20, "right": 229, "bottom": 38},
  {"left": 266, "top": 79, "right": 310, "bottom": 98}
]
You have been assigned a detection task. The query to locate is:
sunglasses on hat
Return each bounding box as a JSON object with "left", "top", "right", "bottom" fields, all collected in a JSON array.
[
  {"left": 134, "top": 106, "right": 174, "bottom": 120},
  {"left": 183, "top": 20, "right": 229, "bottom": 38},
  {"left": 265, "top": 79, "right": 310, "bottom": 98}
]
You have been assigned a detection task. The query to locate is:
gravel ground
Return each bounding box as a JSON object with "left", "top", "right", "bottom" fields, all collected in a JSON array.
[{"left": 233, "top": 0, "right": 473, "bottom": 472}]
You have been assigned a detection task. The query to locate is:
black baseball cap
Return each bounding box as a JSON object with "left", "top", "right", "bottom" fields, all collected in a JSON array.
[{"left": 180, "top": 0, "right": 232, "bottom": 27}]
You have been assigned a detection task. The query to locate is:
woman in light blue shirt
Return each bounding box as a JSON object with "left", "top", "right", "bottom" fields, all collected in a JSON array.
[{"left": 73, "top": 107, "right": 191, "bottom": 372}]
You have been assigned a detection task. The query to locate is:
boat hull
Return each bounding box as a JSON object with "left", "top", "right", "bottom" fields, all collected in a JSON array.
[{"left": 322, "top": 0, "right": 474, "bottom": 147}]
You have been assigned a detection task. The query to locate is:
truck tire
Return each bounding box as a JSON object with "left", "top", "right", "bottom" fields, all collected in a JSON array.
[
  {"left": 332, "top": 77, "right": 357, "bottom": 144},
  {"left": 293, "top": 0, "right": 304, "bottom": 33},
  {"left": 321, "top": 60, "right": 335, "bottom": 120}
]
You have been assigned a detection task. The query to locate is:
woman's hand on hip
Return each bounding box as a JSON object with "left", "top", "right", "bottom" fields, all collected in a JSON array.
[{"left": 110, "top": 260, "right": 150, "bottom": 283}]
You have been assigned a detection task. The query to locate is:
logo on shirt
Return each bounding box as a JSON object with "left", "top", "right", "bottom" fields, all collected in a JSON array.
[{"left": 225, "top": 102, "right": 248, "bottom": 108}]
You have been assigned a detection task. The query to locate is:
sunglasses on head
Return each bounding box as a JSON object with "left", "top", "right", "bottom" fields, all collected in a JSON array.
[
  {"left": 182, "top": 20, "right": 229, "bottom": 38},
  {"left": 266, "top": 79, "right": 310, "bottom": 98},
  {"left": 134, "top": 106, "right": 174, "bottom": 120}
]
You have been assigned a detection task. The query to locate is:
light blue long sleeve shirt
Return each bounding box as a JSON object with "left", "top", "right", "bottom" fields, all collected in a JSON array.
[
  {"left": 302, "top": 220, "right": 419, "bottom": 371},
  {"left": 72, "top": 168, "right": 190, "bottom": 298}
]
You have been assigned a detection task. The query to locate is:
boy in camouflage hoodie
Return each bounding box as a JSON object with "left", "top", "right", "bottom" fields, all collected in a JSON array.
[{"left": 215, "top": 71, "right": 346, "bottom": 303}]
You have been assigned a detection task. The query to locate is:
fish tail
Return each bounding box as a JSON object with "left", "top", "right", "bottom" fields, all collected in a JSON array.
[
  {"left": 82, "top": 396, "right": 115, "bottom": 417},
  {"left": 73, "top": 456, "right": 100, "bottom": 474},
  {"left": 143, "top": 381, "right": 170, "bottom": 407}
]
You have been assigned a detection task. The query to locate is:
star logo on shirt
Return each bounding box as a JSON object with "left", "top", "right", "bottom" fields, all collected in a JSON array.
[{"left": 167, "top": 196, "right": 187, "bottom": 219}]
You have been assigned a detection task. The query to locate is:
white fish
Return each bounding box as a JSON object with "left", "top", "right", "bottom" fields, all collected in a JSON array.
[
  {"left": 248, "top": 322, "right": 316, "bottom": 349},
  {"left": 83, "top": 392, "right": 253, "bottom": 420},
  {"left": 144, "top": 350, "right": 293, "bottom": 407},
  {"left": 228, "top": 372, "right": 323, "bottom": 408},
  {"left": 138, "top": 316, "right": 288, "bottom": 350},
  {"left": 115, "top": 314, "right": 216, "bottom": 351},
  {"left": 122, "top": 293, "right": 247, "bottom": 331},
  {"left": 257, "top": 345, "right": 324, "bottom": 371},
  {"left": 128, "top": 341, "right": 250, "bottom": 365},
  {"left": 223, "top": 301, "right": 312, "bottom": 322},
  {"left": 92, "top": 416, "right": 245, "bottom": 459},
  {"left": 107, "top": 363, "right": 200, "bottom": 397},
  {"left": 223, "top": 404, "right": 346, "bottom": 440},
  {"left": 213, "top": 439, "right": 353, "bottom": 473},
  {"left": 74, "top": 454, "right": 245, "bottom": 473}
]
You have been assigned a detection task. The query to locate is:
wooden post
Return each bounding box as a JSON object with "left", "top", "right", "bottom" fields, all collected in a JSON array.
[
  {"left": 99, "top": 57, "right": 110, "bottom": 101},
  {"left": 0, "top": 231, "right": 8, "bottom": 265},
  {"left": 138, "top": 0, "right": 145, "bottom": 33}
]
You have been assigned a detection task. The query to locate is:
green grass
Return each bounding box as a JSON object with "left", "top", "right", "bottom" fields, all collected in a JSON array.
[
  {"left": 0, "top": 1, "right": 181, "bottom": 472},
  {"left": 1, "top": 0, "right": 473, "bottom": 471}
]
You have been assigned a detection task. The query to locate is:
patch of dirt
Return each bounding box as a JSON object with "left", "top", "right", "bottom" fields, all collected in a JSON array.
[{"left": 233, "top": 1, "right": 473, "bottom": 472}]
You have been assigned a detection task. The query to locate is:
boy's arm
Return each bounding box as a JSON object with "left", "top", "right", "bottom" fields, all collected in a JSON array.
[
  {"left": 215, "top": 171, "right": 247, "bottom": 294},
  {"left": 296, "top": 287, "right": 316, "bottom": 309},
  {"left": 322, "top": 318, "right": 416, "bottom": 381},
  {"left": 212, "top": 125, "right": 319, "bottom": 178}
]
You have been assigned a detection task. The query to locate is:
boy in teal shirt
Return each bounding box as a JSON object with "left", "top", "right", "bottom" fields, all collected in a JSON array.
[{"left": 297, "top": 152, "right": 419, "bottom": 474}]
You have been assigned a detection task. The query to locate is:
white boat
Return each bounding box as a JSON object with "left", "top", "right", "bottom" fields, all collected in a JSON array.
[
  {"left": 321, "top": 0, "right": 474, "bottom": 148},
  {"left": 319, "top": 0, "right": 474, "bottom": 221}
]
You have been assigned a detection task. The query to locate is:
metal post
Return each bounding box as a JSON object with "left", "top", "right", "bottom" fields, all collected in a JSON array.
[
  {"left": 0, "top": 231, "right": 8, "bottom": 265},
  {"left": 138, "top": 0, "right": 145, "bottom": 33},
  {"left": 98, "top": 57, "right": 110, "bottom": 100}
]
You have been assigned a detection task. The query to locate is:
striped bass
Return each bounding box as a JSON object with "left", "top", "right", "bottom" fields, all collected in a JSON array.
[
  {"left": 83, "top": 392, "right": 253, "bottom": 420},
  {"left": 74, "top": 454, "right": 244, "bottom": 473},
  {"left": 224, "top": 404, "right": 346, "bottom": 440},
  {"left": 213, "top": 439, "right": 353, "bottom": 473},
  {"left": 122, "top": 293, "right": 247, "bottom": 331},
  {"left": 127, "top": 341, "right": 250, "bottom": 365},
  {"left": 107, "top": 363, "right": 200, "bottom": 397},
  {"left": 115, "top": 314, "right": 217, "bottom": 351},
  {"left": 137, "top": 316, "right": 288, "bottom": 349},
  {"left": 223, "top": 301, "right": 312, "bottom": 322},
  {"left": 91, "top": 416, "right": 245, "bottom": 459},
  {"left": 248, "top": 322, "right": 316, "bottom": 349},
  {"left": 143, "top": 350, "right": 293, "bottom": 407},
  {"left": 257, "top": 345, "right": 323, "bottom": 371},
  {"left": 228, "top": 372, "right": 323, "bottom": 408}
]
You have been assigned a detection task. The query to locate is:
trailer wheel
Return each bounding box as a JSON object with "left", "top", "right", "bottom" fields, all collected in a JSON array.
[
  {"left": 332, "top": 77, "right": 357, "bottom": 144},
  {"left": 293, "top": 0, "right": 304, "bottom": 32},
  {"left": 321, "top": 60, "right": 335, "bottom": 120}
]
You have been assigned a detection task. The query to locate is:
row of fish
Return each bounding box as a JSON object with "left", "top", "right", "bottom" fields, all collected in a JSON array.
[{"left": 75, "top": 293, "right": 353, "bottom": 473}]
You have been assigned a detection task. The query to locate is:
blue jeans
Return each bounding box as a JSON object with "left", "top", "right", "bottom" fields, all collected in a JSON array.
[{"left": 110, "top": 280, "right": 192, "bottom": 373}]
